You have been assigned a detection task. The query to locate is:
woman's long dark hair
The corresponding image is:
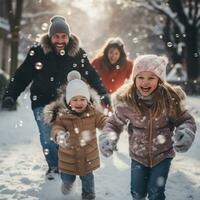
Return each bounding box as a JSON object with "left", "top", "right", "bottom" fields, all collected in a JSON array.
[{"left": 96, "top": 38, "right": 128, "bottom": 69}]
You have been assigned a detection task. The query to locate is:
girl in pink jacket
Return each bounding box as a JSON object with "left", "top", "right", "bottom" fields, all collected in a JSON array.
[{"left": 99, "top": 54, "right": 196, "bottom": 200}]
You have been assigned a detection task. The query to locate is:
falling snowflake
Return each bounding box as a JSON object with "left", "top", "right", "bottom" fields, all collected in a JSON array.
[
  {"left": 157, "top": 135, "right": 166, "bottom": 144},
  {"left": 41, "top": 23, "right": 48, "bottom": 31},
  {"left": 73, "top": 63, "right": 77, "bottom": 68},
  {"left": 29, "top": 50, "right": 35, "bottom": 56},
  {"left": 74, "top": 128, "right": 79, "bottom": 134},
  {"left": 60, "top": 50, "right": 65, "bottom": 56},
  {"left": 44, "top": 149, "right": 49, "bottom": 155},
  {"left": 32, "top": 96, "right": 37, "bottom": 101},
  {"left": 167, "top": 42, "right": 173, "bottom": 47},
  {"left": 35, "top": 62, "right": 43, "bottom": 70}
]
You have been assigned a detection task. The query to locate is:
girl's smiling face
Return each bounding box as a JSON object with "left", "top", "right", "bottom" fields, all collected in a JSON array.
[{"left": 135, "top": 71, "right": 159, "bottom": 97}]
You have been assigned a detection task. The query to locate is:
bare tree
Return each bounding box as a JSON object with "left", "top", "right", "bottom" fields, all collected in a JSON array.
[
  {"left": 129, "top": 0, "right": 200, "bottom": 80},
  {"left": 6, "top": 0, "right": 23, "bottom": 77}
]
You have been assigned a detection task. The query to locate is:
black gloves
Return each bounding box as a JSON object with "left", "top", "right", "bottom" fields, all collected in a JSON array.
[
  {"left": 101, "top": 94, "right": 111, "bottom": 108},
  {"left": 1, "top": 96, "right": 16, "bottom": 110}
]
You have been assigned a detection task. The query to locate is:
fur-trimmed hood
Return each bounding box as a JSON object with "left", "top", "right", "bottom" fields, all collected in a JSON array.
[
  {"left": 43, "top": 85, "right": 103, "bottom": 125},
  {"left": 110, "top": 82, "right": 132, "bottom": 109},
  {"left": 40, "top": 33, "right": 80, "bottom": 57}
]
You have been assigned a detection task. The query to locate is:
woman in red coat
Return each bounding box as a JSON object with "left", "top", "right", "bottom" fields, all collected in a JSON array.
[{"left": 92, "top": 37, "right": 133, "bottom": 94}]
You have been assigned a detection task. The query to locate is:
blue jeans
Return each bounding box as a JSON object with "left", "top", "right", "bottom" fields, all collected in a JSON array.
[
  {"left": 61, "top": 172, "right": 95, "bottom": 194},
  {"left": 33, "top": 107, "right": 58, "bottom": 169},
  {"left": 131, "top": 158, "right": 172, "bottom": 200}
]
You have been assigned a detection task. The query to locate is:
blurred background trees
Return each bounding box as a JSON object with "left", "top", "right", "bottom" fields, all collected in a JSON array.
[
  {"left": 129, "top": 0, "right": 200, "bottom": 91},
  {"left": 6, "top": 0, "right": 23, "bottom": 77},
  {"left": 0, "top": 0, "right": 199, "bottom": 94}
]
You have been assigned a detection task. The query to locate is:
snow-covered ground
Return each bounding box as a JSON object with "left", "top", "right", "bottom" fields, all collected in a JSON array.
[{"left": 0, "top": 92, "right": 200, "bottom": 200}]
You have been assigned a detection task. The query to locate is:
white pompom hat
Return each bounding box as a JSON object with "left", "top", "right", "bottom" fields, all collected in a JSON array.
[
  {"left": 131, "top": 54, "right": 168, "bottom": 82},
  {"left": 66, "top": 70, "right": 90, "bottom": 104}
]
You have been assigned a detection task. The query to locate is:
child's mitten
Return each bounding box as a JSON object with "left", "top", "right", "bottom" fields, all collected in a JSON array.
[
  {"left": 173, "top": 127, "right": 194, "bottom": 152},
  {"left": 99, "top": 135, "right": 116, "bottom": 157},
  {"left": 56, "top": 131, "right": 70, "bottom": 148}
]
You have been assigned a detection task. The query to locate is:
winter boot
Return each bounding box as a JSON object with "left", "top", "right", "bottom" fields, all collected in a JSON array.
[
  {"left": 61, "top": 182, "right": 73, "bottom": 195},
  {"left": 132, "top": 197, "right": 146, "bottom": 200},
  {"left": 45, "top": 167, "right": 59, "bottom": 180},
  {"left": 82, "top": 192, "right": 95, "bottom": 200}
]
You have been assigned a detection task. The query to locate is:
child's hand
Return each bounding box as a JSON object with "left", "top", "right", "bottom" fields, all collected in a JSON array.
[
  {"left": 56, "top": 131, "right": 70, "bottom": 148},
  {"left": 99, "top": 136, "right": 116, "bottom": 157},
  {"left": 173, "top": 127, "right": 194, "bottom": 153}
]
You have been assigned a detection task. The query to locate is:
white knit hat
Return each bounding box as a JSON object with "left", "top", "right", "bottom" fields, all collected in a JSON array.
[
  {"left": 66, "top": 71, "right": 90, "bottom": 104},
  {"left": 131, "top": 54, "right": 168, "bottom": 82}
]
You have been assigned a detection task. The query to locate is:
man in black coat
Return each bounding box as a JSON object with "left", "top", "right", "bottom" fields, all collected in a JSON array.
[{"left": 2, "top": 15, "right": 110, "bottom": 180}]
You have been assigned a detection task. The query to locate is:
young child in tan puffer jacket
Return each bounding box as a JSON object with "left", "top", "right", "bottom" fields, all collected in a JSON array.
[
  {"left": 44, "top": 71, "right": 107, "bottom": 200},
  {"left": 99, "top": 54, "right": 196, "bottom": 200}
]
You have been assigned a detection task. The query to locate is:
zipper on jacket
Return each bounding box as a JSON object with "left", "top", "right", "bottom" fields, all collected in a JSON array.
[{"left": 148, "top": 110, "right": 153, "bottom": 167}]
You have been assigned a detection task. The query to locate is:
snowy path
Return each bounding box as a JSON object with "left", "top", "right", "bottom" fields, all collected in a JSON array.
[{"left": 0, "top": 93, "right": 200, "bottom": 200}]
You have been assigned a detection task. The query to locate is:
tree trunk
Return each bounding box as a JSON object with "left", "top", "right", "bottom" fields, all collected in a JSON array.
[
  {"left": 6, "top": 0, "right": 23, "bottom": 77},
  {"left": 10, "top": 27, "right": 19, "bottom": 77},
  {"left": 185, "top": 25, "right": 200, "bottom": 80},
  {"left": 163, "top": 18, "right": 183, "bottom": 65},
  {"left": 1, "top": 34, "right": 9, "bottom": 73}
]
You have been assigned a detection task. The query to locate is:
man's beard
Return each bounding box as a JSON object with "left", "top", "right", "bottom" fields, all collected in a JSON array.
[{"left": 52, "top": 43, "right": 67, "bottom": 54}]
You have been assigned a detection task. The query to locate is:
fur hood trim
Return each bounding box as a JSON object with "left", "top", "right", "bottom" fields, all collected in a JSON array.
[
  {"left": 173, "top": 85, "right": 187, "bottom": 111},
  {"left": 43, "top": 85, "right": 103, "bottom": 125},
  {"left": 41, "top": 33, "right": 80, "bottom": 57},
  {"left": 43, "top": 93, "right": 66, "bottom": 125},
  {"left": 173, "top": 85, "right": 186, "bottom": 101},
  {"left": 111, "top": 82, "right": 132, "bottom": 109}
]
